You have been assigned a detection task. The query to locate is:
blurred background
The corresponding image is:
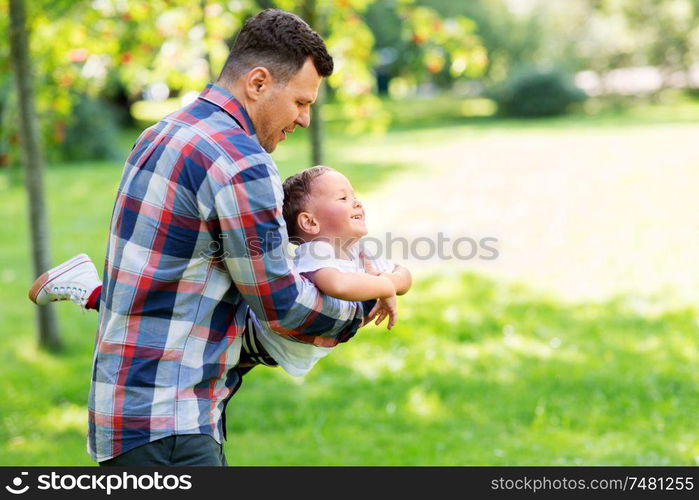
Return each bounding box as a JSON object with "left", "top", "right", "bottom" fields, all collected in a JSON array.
[{"left": 1, "top": 0, "right": 698, "bottom": 465}]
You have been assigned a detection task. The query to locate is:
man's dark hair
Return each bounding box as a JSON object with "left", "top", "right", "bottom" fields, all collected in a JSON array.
[
  {"left": 218, "top": 9, "right": 333, "bottom": 85},
  {"left": 282, "top": 165, "right": 334, "bottom": 239}
]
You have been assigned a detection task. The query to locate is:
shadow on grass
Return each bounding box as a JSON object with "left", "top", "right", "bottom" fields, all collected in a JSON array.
[
  {"left": 229, "top": 272, "right": 698, "bottom": 465},
  {"left": 1, "top": 271, "right": 695, "bottom": 465},
  {"left": 0, "top": 306, "right": 97, "bottom": 465}
]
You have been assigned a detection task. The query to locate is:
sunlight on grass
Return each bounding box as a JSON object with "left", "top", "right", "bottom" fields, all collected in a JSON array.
[
  {"left": 336, "top": 342, "right": 407, "bottom": 379},
  {"left": 2, "top": 266, "right": 696, "bottom": 464},
  {"left": 220, "top": 270, "right": 699, "bottom": 464},
  {"left": 460, "top": 98, "right": 496, "bottom": 117},
  {"left": 14, "top": 338, "right": 60, "bottom": 368},
  {"left": 40, "top": 403, "right": 85, "bottom": 434},
  {"left": 406, "top": 386, "right": 447, "bottom": 421}
]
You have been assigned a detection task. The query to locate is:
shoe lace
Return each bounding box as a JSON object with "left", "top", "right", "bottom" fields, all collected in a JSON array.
[{"left": 51, "top": 285, "right": 88, "bottom": 305}]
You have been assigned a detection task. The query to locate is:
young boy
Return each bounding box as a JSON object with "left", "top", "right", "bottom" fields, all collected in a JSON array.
[{"left": 29, "top": 166, "right": 412, "bottom": 376}]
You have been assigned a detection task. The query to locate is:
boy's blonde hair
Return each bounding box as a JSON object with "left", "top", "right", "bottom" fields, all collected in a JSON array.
[{"left": 282, "top": 165, "right": 335, "bottom": 239}]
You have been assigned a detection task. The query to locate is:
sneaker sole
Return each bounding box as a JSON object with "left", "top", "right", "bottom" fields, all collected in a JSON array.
[{"left": 28, "top": 254, "right": 91, "bottom": 305}]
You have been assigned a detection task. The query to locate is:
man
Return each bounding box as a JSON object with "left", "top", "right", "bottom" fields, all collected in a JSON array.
[{"left": 89, "top": 9, "right": 375, "bottom": 466}]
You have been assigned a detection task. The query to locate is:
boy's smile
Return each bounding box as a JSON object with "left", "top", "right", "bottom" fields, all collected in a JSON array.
[{"left": 305, "top": 170, "right": 367, "bottom": 248}]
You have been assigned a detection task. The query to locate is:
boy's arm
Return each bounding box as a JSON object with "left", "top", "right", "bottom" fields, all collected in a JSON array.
[
  {"left": 208, "top": 158, "right": 371, "bottom": 346},
  {"left": 311, "top": 268, "right": 396, "bottom": 301},
  {"left": 359, "top": 250, "right": 411, "bottom": 296},
  {"left": 381, "top": 265, "right": 412, "bottom": 296}
]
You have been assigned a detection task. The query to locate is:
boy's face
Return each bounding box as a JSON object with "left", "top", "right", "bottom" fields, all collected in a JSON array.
[{"left": 306, "top": 171, "right": 367, "bottom": 242}]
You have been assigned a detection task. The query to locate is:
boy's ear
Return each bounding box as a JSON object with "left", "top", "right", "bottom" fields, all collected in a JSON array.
[{"left": 297, "top": 212, "right": 320, "bottom": 235}]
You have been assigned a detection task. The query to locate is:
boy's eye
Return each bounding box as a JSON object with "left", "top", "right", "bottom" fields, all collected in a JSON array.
[{"left": 339, "top": 196, "right": 347, "bottom": 200}]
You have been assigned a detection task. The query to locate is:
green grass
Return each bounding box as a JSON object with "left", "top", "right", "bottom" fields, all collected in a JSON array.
[
  {"left": 1, "top": 97, "right": 698, "bottom": 465},
  {"left": 230, "top": 273, "right": 698, "bottom": 465}
]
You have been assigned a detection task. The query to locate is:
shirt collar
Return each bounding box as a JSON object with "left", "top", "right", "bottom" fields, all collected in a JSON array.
[{"left": 198, "top": 83, "right": 256, "bottom": 137}]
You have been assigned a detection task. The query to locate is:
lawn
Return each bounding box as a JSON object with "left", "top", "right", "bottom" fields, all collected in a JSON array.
[{"left": 1, "top": 96, "right": 697, "bottom": 465}]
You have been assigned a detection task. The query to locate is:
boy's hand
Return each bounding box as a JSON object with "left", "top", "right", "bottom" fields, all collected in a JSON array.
[{"left": 374, "top": 295, "right": 398, "bottom": 330}]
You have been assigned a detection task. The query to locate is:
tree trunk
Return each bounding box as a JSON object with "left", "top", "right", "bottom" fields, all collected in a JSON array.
[
  {"left": 200, "top": 0, "right": 216, "bottom": 83},
  {"left": 309, "top": 82, "right": 326, "bottom": 166},
  {"left": 9, "top": 0, "right": 61, "bottom": 351},
  {"left": 257, "top": 0, "right": 278, "bottom": 11},
  {"left": 300, "top": 0, "right": 326, "bottom": 166}
]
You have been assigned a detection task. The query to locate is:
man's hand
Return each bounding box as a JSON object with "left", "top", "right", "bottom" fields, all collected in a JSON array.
[{"left": 374, "top": 295, "right": 398, "bottom": 330}]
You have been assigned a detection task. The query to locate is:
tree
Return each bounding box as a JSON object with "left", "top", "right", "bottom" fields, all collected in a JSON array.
[
  {"left": 1, "top": 0, "right": 487, "bottom": 167},
  {"left": 276, "top": 0, "right": 486, "bottom": 161},
  {"left": 300, "top": 0, "right": 326, "bottom": 165},
  {"left": 8, "top": 0, "right": 61, "bottom": 351},
  {"left": 417, "top": 0, "right": 585, "bottom": 84},
  {"left": 583, "top": 0, "right": 699, "bottom": 83},
  {"left": 1, "top": 0, "right": 239, "bottom": 163}
]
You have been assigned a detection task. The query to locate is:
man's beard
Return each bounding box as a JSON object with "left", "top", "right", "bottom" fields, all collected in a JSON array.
[
  {"left": 257, "top": 121, "right": 278, "bottom": 153},
  {"left": 260, "top": 137, "right": 276, "bottom": 153}
]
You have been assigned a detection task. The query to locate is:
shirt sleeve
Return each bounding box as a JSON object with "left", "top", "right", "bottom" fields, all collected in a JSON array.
[
  {"left": 294, "top": 241, "right": 346, "bottom": 274},
  {"left": 356, "top": 240, "right": 396, "bottom": 273},
  {"left": 369, "top": 255, "right": 396, "bottom": 273},
  {"left": 204, "top": 157, "right": 366, "bottom": 347}
]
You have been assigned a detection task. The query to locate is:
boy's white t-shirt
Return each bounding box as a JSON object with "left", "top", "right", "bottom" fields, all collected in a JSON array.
[{"left": 253, "top": 240, "right": 395, "bottom": 377}]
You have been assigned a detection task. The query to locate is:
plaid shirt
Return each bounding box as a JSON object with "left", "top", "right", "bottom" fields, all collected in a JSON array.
[{"left": 88, "top": 84, "right": 366, "bottom": 462}]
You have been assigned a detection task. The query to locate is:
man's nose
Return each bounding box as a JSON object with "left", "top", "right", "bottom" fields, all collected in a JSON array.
[{"left": 295, "top": 109, "right": 311, "bottom": 128}]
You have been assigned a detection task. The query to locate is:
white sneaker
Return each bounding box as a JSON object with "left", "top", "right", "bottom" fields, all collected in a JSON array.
[{"left": 28, "top": 254, "right": 100, "bottom": 308}]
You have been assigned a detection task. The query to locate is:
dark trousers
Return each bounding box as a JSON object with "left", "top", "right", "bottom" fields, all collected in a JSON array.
[{"left": 100, "top": 434, "right": 227, "bottom": 466}]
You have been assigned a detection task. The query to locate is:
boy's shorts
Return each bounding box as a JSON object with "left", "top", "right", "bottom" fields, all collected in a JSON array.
[{"left": 239, "top": 308, "right": 278, "bottom": 367}]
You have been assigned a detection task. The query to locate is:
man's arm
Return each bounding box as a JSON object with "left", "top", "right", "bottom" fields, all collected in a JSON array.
[{"left": 207, "top": 158, "right": 368, "bottom": 346}]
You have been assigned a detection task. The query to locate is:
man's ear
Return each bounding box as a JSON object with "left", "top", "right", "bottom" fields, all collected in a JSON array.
[
  {"left": 297, "top": 212, "right": 320, "bottom": 235},
  {"left": 244, "top": 67, "right": 273, "bottom": 101}
]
